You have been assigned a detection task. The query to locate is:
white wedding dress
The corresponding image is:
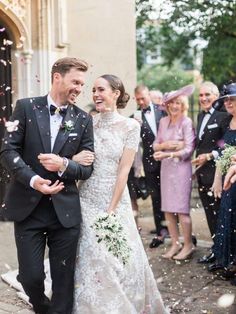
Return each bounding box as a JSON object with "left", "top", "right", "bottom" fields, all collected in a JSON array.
[{"left": 73, "top": 111, "right": 168, "bottom": 314}]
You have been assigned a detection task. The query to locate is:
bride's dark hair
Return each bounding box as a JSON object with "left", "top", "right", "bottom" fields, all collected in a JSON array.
[{"left": 100, "top": 74, "right": 130, "bottom": 109}]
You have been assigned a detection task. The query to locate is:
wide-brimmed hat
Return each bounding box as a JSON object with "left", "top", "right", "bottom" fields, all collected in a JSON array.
[
  {"left": 213, "top": 82, "right": 236, "bottom": 111},
  {"left": 162, "top": 84, "right": 195, "bottom": 106}
]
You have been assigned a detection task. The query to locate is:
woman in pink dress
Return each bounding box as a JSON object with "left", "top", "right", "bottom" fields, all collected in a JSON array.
[{"left": 153, "top": 85, "right": 196, "bottom": 260}]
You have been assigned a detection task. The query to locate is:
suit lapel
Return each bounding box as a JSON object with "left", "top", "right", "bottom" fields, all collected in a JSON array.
[
  {"left": 34, "top": 96, "right": 51, "bottom": 153},
  {"left": 52, "top": 105, "right": 79, "bottom": 154},
  {"left": 200, "top": 112, "right": 216, "bottom": 141}
]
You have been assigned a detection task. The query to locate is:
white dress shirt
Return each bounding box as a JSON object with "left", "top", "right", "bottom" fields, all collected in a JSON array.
[
  {"left": 143, "top": 103, "right": 157, "bottom": 136},
  {"left": 30, "top": 95, "right": 68, "bottom": 188},
  {"left": 198, "top": 107, "right": 215, "bottom": 140}
]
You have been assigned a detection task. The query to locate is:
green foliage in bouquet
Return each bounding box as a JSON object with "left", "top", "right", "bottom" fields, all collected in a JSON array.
[
  {"left": 215, "top": 144, "right": 236, "bottom": 175},
  {"left": 91, "top": 213, "right": 131, "bottom": 265}
]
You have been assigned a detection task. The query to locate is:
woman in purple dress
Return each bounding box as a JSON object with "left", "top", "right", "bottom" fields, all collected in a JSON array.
[{"left": 153, "top": 85, "right": 196, "bottom": 260}]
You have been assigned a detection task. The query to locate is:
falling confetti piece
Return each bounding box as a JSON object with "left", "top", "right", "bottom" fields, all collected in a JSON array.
[{"left": 217, "top": 293, "right": 235, "bottom": 308}]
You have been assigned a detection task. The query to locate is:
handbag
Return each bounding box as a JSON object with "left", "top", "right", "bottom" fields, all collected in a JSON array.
[{"left": 134, "top": 176, "right": 150, "bottom": 200}]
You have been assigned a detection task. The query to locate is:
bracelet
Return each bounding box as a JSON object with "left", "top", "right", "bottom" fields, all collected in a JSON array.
[{"left": 206, "top": 153, "right": 211, "bottom": 161}]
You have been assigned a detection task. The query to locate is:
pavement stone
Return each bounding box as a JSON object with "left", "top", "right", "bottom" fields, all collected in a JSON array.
[{"left": 0, "top": 201, "right": 236, "bottom": 313}]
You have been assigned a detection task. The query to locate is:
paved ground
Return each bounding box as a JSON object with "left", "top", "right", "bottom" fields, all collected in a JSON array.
[{"left": 0, "top": 197, "right": 236, "bottom": 313}]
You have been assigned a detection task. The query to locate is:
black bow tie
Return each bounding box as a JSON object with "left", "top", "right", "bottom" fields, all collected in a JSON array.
[
  {"left": 142, "top": 106, "right": 151, "bottom": 114},
  {"left": 202, "top": 110, "right": 211, "bottom": 116},
  {"left": 50, "top": 104, "right": 67, "bottom": 117}
]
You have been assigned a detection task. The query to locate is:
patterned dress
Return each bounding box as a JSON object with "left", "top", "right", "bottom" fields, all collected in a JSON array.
[
  {"left": 214, "top": 127, "right": 236, "bottom": 267},
  {"left": 154, "top": 116, "right": 195, "bottom": 214},
  {"left": 73, "top": 111, "right": 168, "bottom": 314}
]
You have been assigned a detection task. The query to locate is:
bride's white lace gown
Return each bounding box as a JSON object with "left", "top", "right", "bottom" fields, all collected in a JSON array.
[{"left": 73, "top": 112, "right": 168, "bottom": 314}]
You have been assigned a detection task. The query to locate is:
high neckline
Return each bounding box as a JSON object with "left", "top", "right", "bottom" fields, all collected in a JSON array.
[{"left": 99, "top": 111, "right": 120, "bottom": 122}]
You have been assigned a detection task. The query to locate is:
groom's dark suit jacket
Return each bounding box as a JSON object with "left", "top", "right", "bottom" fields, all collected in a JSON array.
[{"left": 0, "top": 95, "right": 94, "bottom": 227}]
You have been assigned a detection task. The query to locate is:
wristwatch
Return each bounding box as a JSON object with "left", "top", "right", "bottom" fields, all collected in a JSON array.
[{"left": 59, "top": 157, "right": 68, "bottom": 172}]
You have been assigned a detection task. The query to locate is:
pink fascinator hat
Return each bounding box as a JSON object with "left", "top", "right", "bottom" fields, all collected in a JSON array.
[{"left": 161, "top": 84, "right": 195, "bottom": 108}]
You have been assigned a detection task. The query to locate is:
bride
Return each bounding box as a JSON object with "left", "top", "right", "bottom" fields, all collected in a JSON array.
[{"left": 72, "top": 74, "right": 168, "bottom": 314}]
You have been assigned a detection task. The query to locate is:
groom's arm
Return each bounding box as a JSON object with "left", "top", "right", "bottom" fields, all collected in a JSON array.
[
  {"left": 62, "top": 116, "right": 94, "bottom": 180},
  {"left": 38, "top": 116, "right": 94, "bottom": 181},
  {"left": 0, "top": 100, "right": 38, "bottom": 186}
]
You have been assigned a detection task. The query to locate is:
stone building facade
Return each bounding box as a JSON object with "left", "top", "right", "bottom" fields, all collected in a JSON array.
[{"left": 0, "top": 0, "right": 137, "bottom": 204}]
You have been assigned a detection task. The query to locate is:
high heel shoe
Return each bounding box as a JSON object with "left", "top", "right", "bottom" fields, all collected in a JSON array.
[{"left": 173, "top": 247, "right": 195, "bottom": 261}]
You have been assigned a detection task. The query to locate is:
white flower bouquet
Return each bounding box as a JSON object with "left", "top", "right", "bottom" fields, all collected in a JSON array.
[
  {"left": 215, "top": 144, "right": 236, "bottom": 175},
  {"left": 91, "top": 212, "right": 131, "bottom": 265}
]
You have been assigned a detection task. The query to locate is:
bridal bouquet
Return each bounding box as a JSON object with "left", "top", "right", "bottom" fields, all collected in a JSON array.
[
  {"left": 91, "top": 212, "right": 131, "bottom": 265},
  {"left": 215, "top": 144, "right": 236, "bottom": 175}
]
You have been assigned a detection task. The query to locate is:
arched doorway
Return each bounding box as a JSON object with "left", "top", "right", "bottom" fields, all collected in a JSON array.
[{"left": 0, "top": 25, "right": 12, "bottom": 207}]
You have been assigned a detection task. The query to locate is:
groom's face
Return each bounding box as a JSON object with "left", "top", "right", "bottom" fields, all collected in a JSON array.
[{"left": 54, "top": 68, "right": 86, "bottom": 105}]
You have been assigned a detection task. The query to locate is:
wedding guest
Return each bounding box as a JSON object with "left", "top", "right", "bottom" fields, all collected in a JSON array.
[
  {"left": 150, "top": 90, "right": 163, "bottom": 105},
  {"left": 153, "top": 85, "right": 196, "bottom": 260},
  {"left": 209, "top": 83, "right": 236, "bottom": 286},
  {"left": 134, "top": 85, "right": 168, "bottom": 248},
  {"left": 192, "top": 81, "right": 228, "bottom": 265},
  {"left": 128, "top": 149, "right": 144, "bottom": 225}
]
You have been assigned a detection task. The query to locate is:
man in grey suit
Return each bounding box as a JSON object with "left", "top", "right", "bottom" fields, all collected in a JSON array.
[{"left": 0, "top": 57, "right": 94, "bottom": 313}]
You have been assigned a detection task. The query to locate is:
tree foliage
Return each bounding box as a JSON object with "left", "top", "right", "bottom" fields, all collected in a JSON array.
[
  {"left": 136, "top": 0, "right": 236, "bottom": 86},
  {"left": 137, "top": 63, "right": 193, "bottom": 92}
]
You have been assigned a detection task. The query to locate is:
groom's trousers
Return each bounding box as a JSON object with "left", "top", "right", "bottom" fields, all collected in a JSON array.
[{"left": 14, "top": 196, "right": 80, "bottom": 314}]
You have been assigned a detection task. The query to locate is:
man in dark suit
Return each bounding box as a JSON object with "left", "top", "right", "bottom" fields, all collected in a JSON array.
[
  {"left": 192, "top": 81, "right": 228, "bottom": 264},
  {"left": 134, "top": 85, "right": 167, "bottom": 248},
  {"left": 0, "top": 57, "right": 94, "bottom": 314}
]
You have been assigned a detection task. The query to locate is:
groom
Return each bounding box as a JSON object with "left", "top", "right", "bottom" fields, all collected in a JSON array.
[{"left": 0, "top": 57, "right": 94, "bottom": 313}]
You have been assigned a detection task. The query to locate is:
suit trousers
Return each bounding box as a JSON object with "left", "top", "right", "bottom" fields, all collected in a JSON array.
[
  {"left": 198, "top": 185, "right": 220, "bottom": 245},
  {"left": 14, "top": 196, "right": 80, "bottom": 314},
  {"left": 145, "top": 169, "right": 166, "bottom": 236}
]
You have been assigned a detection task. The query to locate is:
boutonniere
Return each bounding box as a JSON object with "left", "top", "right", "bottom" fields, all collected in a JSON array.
[
  {"left": 61, "top": 120, "right": 74, "bottom": 132},
  {"left": 5, "top": 119, "right": 19, "bottom": 132}
]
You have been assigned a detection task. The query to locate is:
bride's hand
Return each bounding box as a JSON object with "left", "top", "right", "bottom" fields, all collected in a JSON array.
[
  {"left": 72, "top": 150, "right": 95, "bottom": 166},
  {"left": 107, "top": 208, "right": 116, "bottom": 215}
]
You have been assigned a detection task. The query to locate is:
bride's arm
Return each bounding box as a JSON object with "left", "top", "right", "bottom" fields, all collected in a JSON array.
[
  {"left": 72, "top": 150, "right": 94, "bottom": 166},
  {"left": 107, "top": 147, "right": 136, "bottom": 214}
]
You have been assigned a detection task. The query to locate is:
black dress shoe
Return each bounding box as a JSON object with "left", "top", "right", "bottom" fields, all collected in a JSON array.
[
  {"left": 149, "top": 237, "right": 164, "bottom": 248},
  {"left": 197, "top": 252, "right": 216, "bottom": 264},
  {"left": 150, "top": 229, "right": 157, "bottom": 234},
  {"left": 192, "top": 235, "right": 197, "bottom": 246},
  {"left": 221, "top": 264, "right": 236, "bottom": 279},
  {"left": 208, "top": 263, "right": 224, "bottom": 272},
  {"left": 230, "top": 276, "right": 236, "bottom": 286}
]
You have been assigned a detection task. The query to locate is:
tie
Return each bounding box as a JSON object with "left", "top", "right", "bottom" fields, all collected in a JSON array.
[
  {"left": 50, "top": 104, "right": 67, "bottom": 117},
  {"left": 142, "top": 106, "right": 151, "bottom": 114},
  {"left": 202, "top": 110, "right": 211, "bottom": 116}
]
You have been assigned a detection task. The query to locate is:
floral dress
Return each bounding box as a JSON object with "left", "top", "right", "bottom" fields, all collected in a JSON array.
[{"left": 73, "top": 111, "right": 168, "bottom": 314}]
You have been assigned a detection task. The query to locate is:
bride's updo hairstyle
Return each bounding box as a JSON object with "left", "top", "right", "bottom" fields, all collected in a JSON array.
[{"left": 100, "top": 74, "right": 130, "bottom": 109}]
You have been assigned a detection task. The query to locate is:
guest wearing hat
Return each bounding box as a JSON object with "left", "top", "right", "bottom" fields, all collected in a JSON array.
[
  {"left": 153, "top": 85, "right": 196, "bottom": 260},
  {"left": 192, "top": 81, "right": 228, "bottom": 265},
  {"left": 207, "top": 83, "right": 236, "bottom": 285}
]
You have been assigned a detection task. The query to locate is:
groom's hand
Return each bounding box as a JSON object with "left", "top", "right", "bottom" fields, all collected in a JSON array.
[
  {"left": 33, "top": 177, "right": 64, "bottom": 194},
  {"left": 38, "top": 153, "right": 64, "bottom": 172}
]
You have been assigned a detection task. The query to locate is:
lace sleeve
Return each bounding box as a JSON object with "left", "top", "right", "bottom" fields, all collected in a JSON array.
[{"left": 125, "top": 119, "right": 141, "bottom": 152}]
